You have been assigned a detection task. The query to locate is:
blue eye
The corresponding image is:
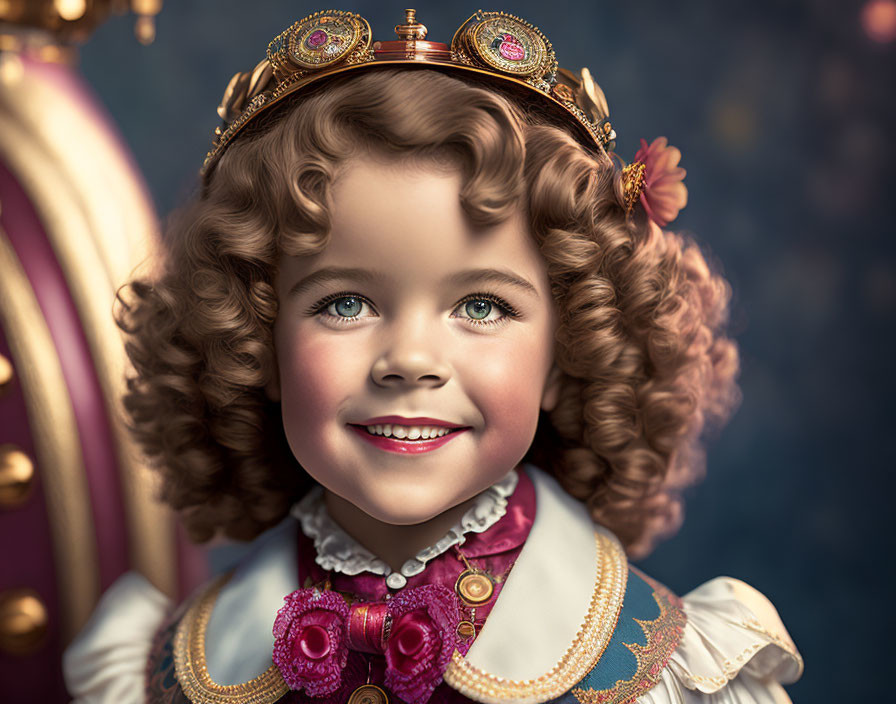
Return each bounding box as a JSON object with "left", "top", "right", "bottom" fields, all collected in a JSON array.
[
  {"left": 332, "top": 296, "right": 362, "bottom": 317},
  {"left": 311, "top": 293, "right": 376, "bottom": 323},
  {"left": 465, "top": 300, "right": 492, "bottom": 320},
  {"left": 453, "top": 294, "right": 518, "bottom": 326}
]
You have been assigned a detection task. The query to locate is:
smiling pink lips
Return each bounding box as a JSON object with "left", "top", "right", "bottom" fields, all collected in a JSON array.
[{"left": 348, "top": 416, "right": 470, "bottom": 455}]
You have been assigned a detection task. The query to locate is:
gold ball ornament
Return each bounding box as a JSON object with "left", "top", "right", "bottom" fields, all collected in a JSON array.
[
  {"left": 0, "top": 353, "right": 13, "bottom": 395},
  {"left": 0, "top": 445, "right": 34, "bottom": 507},
  {"left": 0, "top": 589, "right": 48, "bottom": 655}
]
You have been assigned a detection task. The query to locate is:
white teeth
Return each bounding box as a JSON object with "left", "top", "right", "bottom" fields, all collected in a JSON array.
[{"left": 363, "top": 424, "right": 456, "bottom": 439}]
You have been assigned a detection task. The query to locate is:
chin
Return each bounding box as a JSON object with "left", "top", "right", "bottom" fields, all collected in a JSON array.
[
  {"left": 358, "top": 500, "right": 445, "bottom": 526},
  {"left": 353, "top": 485, "right": 464, "bottom": 526}
]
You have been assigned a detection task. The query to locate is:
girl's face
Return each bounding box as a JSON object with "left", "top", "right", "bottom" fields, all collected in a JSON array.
[{"left": 272, "top": 156, "right": 559, "bottom": 525}]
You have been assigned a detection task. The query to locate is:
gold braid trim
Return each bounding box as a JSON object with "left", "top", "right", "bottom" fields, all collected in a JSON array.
[
  {"left": 442, "top": 530, "right": 628, "bottom": 703},
  {"left": 173, "top": 574, "right": 289, "bottom": 704}
]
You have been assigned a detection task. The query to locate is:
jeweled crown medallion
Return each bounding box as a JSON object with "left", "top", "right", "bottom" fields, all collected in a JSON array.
[
  {"left": 453, "top": 12, "right": 553, "bottom": 78},
  {"left": 267, "top": 10, "right": 371, "bottom": 77}
]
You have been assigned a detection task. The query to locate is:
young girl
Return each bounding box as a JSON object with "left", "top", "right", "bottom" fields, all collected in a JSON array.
[{"left": 64, "top": 9, "right": 803, "bottom": 704}]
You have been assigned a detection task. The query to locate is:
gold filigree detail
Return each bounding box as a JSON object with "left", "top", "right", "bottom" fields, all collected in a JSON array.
[
  {"left": 450, "top": 49, "right": 476, "bottom": 66},
  {"left": 468, "top": 16, "right": 548, "bottom": 77},
  {"left": 345, "top": 47, "right": 376, "bottom": 66},
  {"left": 622, "top": 161, "right": 646, "bottom": 214},
  {"left": 173, "top": 575, "right": 289, "bottom": 704},
  {"left": 552, "top": 84, "right": 575, "bottom": 102},
  {"left": 451, "top": 10, "right": 557, "bottom": 78},
  {"left": 442, "top": 530, "right": 627, "bottom": 703},
  {"left": 266, "top": 10, "right": 371, "bottom": 77},
  {"left": 572, "top": 587, "right": 686, "bottom": 704}
]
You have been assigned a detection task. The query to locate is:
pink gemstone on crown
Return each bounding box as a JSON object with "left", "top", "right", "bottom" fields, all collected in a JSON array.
[
  {"left": 498, "top": 34, "right": 525, "bottom": 61},
  {"left": 307, "top": 29, "right": 328, "bottom": 48}
]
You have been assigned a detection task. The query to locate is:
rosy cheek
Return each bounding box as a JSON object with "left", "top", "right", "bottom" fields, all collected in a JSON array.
[
  {"left": 277, "top": 329, "right": 360, "bottom": 432},
  {"left": 466, "top": 336, "right": 551, "bottom": 439}
]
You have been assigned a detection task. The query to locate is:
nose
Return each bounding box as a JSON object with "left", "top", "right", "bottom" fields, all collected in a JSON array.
[{"left": 370, "top": 319, "right": 451, "bottom": 389}]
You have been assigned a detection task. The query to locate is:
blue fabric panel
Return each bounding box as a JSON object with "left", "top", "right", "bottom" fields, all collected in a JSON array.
[{"left": 549, "top": 569, "right": 664, "bottom": 703}]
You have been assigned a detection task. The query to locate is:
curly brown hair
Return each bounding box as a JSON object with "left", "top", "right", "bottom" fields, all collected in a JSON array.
[{"left": 117, "top": 69, "right": 739, "bottom": 555}]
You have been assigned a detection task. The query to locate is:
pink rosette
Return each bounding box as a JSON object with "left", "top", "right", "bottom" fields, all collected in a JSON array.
[
  {"left": 272, "top": 589, "right": 349, "bottom": 696},
  {"left": 634, "top": 137, "right": 688, "bottom": 227},
  {"left": 384, "top": 585, "right": 463, "bottom": 704}
]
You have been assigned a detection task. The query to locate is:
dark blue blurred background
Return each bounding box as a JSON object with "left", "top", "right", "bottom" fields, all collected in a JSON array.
[{"left": 79, "top": 1, "right": 896, "bottom": 700}]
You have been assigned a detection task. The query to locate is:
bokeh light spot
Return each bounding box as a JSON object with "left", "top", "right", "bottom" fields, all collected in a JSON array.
[{"left": 861, "top": 0, "right": 896, "bottom": 43}]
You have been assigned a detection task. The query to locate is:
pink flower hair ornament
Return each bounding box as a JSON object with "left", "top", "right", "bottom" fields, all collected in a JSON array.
[{"left": 622, "top": 137, "right": 688, "bottom": 227}]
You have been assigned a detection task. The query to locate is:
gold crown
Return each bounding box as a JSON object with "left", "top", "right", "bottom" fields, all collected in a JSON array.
[{"left": 202, "top": 8, "right": 618, "bottom": 179}]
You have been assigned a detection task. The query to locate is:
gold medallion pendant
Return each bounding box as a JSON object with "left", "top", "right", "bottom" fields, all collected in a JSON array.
[
  {"left": 455, "top": 569, "right": 495, "bottom": 606},
  {"left": 348, "top": 683, "right": 389, "bottom": 704}
]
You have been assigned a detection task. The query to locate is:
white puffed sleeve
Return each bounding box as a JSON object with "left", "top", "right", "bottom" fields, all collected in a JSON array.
[
  {"left": 63, "top": 571, "right": 172, "bottom": 704},
  {"left": 639, "top": 577, "right": 803, "bottom": 704}
]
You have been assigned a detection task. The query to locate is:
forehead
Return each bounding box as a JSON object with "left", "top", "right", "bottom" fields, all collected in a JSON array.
[{"left": 288, "top": 157, "right": 544, "bottom": 284}]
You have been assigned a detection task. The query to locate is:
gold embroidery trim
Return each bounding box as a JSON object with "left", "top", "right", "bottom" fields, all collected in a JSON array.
[
  {"left": 442, "top": 529, "right": 628, "bottom": 703},
  {"left": 173, "top": 574, "right": 289, "bottom": 704},
  {"left": 572, "top": 588, "right": 687, "bottom": 704}
]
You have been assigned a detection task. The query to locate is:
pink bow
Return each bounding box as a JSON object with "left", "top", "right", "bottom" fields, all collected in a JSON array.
[{"left": 272, "top": 584, "right": 465, "bottom": 704}]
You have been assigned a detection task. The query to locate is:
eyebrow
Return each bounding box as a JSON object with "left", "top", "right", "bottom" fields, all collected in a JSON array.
[
  {"left": 447, "top": 268, "right": 539, "bottom": 297},
  {"left": 287, "top": 267, "right": 386, "bottom": 297},
  {"left": 287, "top": 266, "right": 539, "bottom": 298}
]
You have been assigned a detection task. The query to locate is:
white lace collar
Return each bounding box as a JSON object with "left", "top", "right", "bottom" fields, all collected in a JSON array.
[{"left": 291, "top": 470, "right": 519, "bottom": 589}]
